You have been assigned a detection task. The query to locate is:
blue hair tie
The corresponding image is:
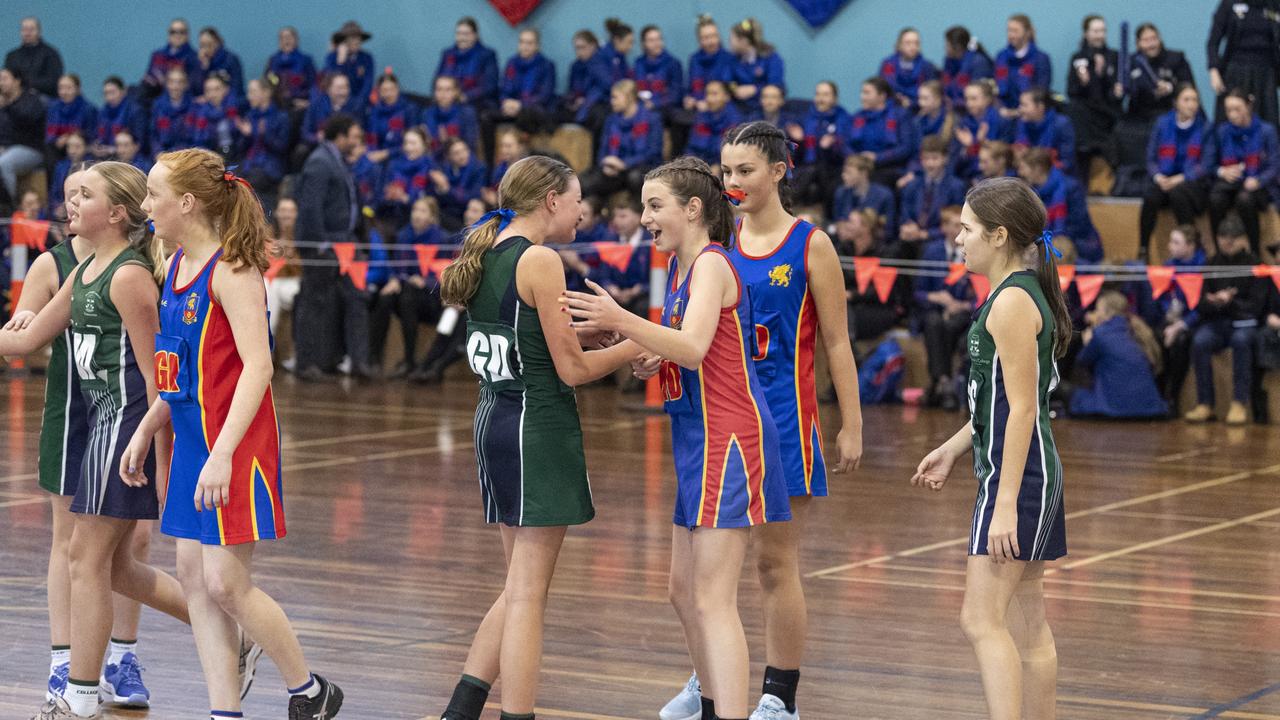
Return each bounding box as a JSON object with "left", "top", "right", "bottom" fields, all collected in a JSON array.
[
  {"left": 1039, "top": 230, "right": 1063, "bottom": 259},
  {"left": 472, "top": 208, "right": 516, "bottom": 233}
]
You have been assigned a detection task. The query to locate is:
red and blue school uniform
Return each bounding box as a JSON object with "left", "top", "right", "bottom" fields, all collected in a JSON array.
[
  {"left": 439, "top": 157, "right": 487, "bottom": 222},
  {"left": 598, "top": 106, "right": 663, "bottom": 167},
  {"left": 45, "top": 94, "right": 97, "bottom": 146},
  {"left": 565, "top": 50, "right": 614, "bottom": 124},
  {"left": 900, "top": 172, "right": 968, "bottom": 241},
  {"left": 915, "top": 108, "right": 949, "bottom": 141},
  {"left": 238, "top": 105, "right": 290, "bottom": 185},
  {"left": 941, "top": 50, "right": 994, "bottom": 109},
  {"left": 1035, "top": 166, "right": 1102, "bottom": 263},
  {"left": 1013, "top": 108, "right": 1077, "bottom": 174},
  {"left": 879, "top": 52, "right": 938, "bottom": 109},
  {"left": 190, "top": 46, "right": 245, "bottom": 98},
  {"left": 1146, "top": 111, "right": 1207, "bottom": 180},
  {"left": 501, "top": 53, "right": 557, "bottom": 108},
  {"left": 422, "top": 102, "right": 479, "bottom": 155},
  {"left": 686, "top": 103, "right": 742, "bottom": 164},
  {"left": 686, "top": 48, "right": 735, "bottom": 101},
  {"left": 634, "top": 51, "right": 684, "bottom": 110},
  {"left": 994, "top": 42, "right": 1052, "bottom": 110},
  {"left": 661, "top": 245, "right": 791, "bottom": 526},
  {"left": 436, "top": 43, "right": 500, "bottom": 108},
  {"left": 951, "top": 105, "right": 1010, "bottom": 178},
  {"left": 302, "top": 93, "right": 363, "bottom": 143},
  {"left": 143, "top": 42, "right": 197, "bottom": 88},
  {"left": 1204, "top": 116, "right": 1280, "bottom": 189},
  {"left": 188, "top": 95, "right": 242, "bottom": 154},
  {"left": 157, "top": 249, "right": 285, "bottom": 545},
  {"left": 149, "top": 93, "right": 194, "bottom": 156},
  {"left": 728, "top": 219, "right": 827, "bottom": 497},
  {"left": 379, "top": 153, "right": 439, "bottom": 218},
  {"left": 322, "top": 49, "right": 375, "bottom": 109},
  {"left": 366, "top": 96, "right": 419, "bottom": 152},
  {"left": 266, "top": 48, "right": 317, "bottom": 104},
  {"left": 847, "top": 104, "right": 919, "bottom": 167},
  {"left": 796, "top": 104, "right": 851, "bottom": 166},
  {"left": 599, "top": 42, "right": 631, "bottom": 84},
  {"left": 94, "top": 97, "right": 147, "bottom": 154},
  {"left": 730, "top": 52, "right": 785, "bottom": 110},
  {"left": 832, "top": 181, "right": 896, "bottom": 232},
  {"left": 351, "top": 152, "right": 383, "bottom": 210}
]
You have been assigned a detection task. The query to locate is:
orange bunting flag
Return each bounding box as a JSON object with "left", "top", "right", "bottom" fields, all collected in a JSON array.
[
  {"left": 1175, "top": 273, "right": 1203, "bottom": 310},
  {"left": 1271, "top": 267, "right": 1280, "bottom": 293},
  {"left": 1146, "top": 266, "right": 1175, "bottom": 298},
  {"left": 10, "top": 216, "right": 49, "bottom": 251},
  {"left": 595, "top": 242, "right": 635, "bottom": 272},
  {"left": 264, "top": 256, "right": 288, "bottom": 282},
  {"left": 970, "top": 274, "right": 991, "bottom": 305},
  {"left": 944, "top": 262, "right": 966, "bottom": 286},
  {"left": 1075, "top": 274, "right": 1105, "bottom": 308},
  {"left": 428, "top": 258, "right": 454, "bottom": 278},
  {"left": 414, "top": 244, "right": 440, "bottom": 276},
  {"left": 332, "top": 242, "right": 356, "bottom": 274},
  {"left": 1252, "top": 264, "right": 1273, "bottom": 278},
  {"left": 346, "top": 261, "right": 368, "bottom": 291},
  {"left": 871, "top": 266, "right": 898, "bottom": 303},
  {"left": 1056, "top": 264, "right": 1076, "bottom": 292},
  {"left": 853, "top": 257, "right": 880, "bottom": 294}
]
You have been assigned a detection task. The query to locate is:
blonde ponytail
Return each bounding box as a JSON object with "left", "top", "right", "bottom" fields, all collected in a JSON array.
[{"left": 440, "top": 214, "right": 503, "bottom": 306}]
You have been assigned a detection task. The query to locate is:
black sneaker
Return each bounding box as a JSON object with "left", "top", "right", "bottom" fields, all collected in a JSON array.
[{"left": 288, "top": 674, "right": 343, "bottom": 720}]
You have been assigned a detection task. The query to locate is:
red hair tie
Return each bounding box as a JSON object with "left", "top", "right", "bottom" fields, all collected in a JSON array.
[{"left": 223, "top": 169, "right": 253, "bottom": 191}]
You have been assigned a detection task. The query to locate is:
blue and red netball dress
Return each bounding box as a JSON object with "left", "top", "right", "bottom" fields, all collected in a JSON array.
[
  {"left": 660, "top": 245, "right": 790, "bottom": 529},
  {"left": 729, "top": 218, "right": 827, "bottom": 497},
  {"left": 156, "top": 249, "right": 286, "bottom": 545}
]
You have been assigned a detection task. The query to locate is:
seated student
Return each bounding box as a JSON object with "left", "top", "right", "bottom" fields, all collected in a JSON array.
[
  {"left": 832, "top": 154, "right": 896, "bottom": 238},
  {"left": 48, "top": 131, "right": 87, "bottom": 213},
  {"left": 422, "top": 75, "right": 480, "bottom": 157},
  {"left": 756, "top": 83, "right": 788, "bottom": 127},
  {"left": 914, "top": 80, "right": 954, "bottom": 143},
  {"left": 952, "top": 80, "right": 1010, "bottom": 179},
  {"left": 1139, "top": 84, "right": 1208, "bottom": 260},
  {"left": 45, "top": 74, "right": 96, "bottom": 153},
  {"left": 149, "top": 67, "right": 195, "bottom": 157},
  {"left": 435, "top": 16, "right": 500, "bottom": 111},
  {"left": 1186, "top": 216, "right": 1265, "bottom": 425},
  {"left": 975, "top": 139, "right": 1016, "bottom": 185},
  {"left": 350, "top": 140, "right": 385, "bottom": 216},
  {"left": 599, "top": 18, "right": 634, "bottom": 83},
  {"left": 1204, "top": 89, "right": 1279, "bottom": 255},
  {"left": 580, "top": 79, "right": 663, "bottom": 201},
  {"left": 380, "top": 127, "right": 449, "bottom": 227},
  {"left": 235, "top": 76, "right": 289, "bottom": 202},
  {"left": 437, "top": 136, "right": 487, "bottom": 231},
  {"left": 1069, "top": 290, "right": 1170, "bottom": 418},
  {"left": 499, "top": 28, "right": 557, "bottom": 135},
  {"left": 1136, "top": 224, "right": 1205, "bottom": 407},
  {"left": 1126, "top": 23, "right": 1195, "bottom": 125},
  {"left": 789, "top": 80, "right": 851, "bottom": 206},
  {"left": 940, "top": 25, "right": 993, "bottom": 110},
  {"left": 323, "top": 20, "right": 376, "bottom": 111},
  {"left": 92, "top": 76, "right": 145, "bottom": 159},
  {"left": 634, "top": 25, "right": 685, "bottom": 145},
  {"left": 847, "top": 76, "right": 920, "bottom": 187},
  {"left": 113, "top": 129, "right": 150, "bottom": 173},
  {"left": 1018, "top": 147, "right": 1102, "bottom": 262},
  {"left": 371, "top": 196, "right": 449, "bottom": 378},
  {"left": 266, "top": 26, "right": 316, "bottom": 110},
  {"left": 409, "top": 197, "right": 489, "bottom": 384},
  {"left": 684, "top": 14, "right": 734, "bottom": 113},
  {"left": 880, "top": 27, "right": 938, "bottom": 110},
  {"left": 482, "top": 128, "right": 529, "bottom": 207},
  {"left": 914, "top": 205, "right": 975, "bottom": 409},
  {"left": 301, "top": 72, "right": 361, "bottom": 148},
  {"left": 837, "top": 208, "right": 907, "bottom": 341},
  {"left": 140, "top": 18, "right": 198, "bottom": 99},
  {"left": 684, "top": 80, "right": 739, "bottom": 168},
  {"left": 190, "top": 26, "right": 245, "bottom": 97},
  {"left": 188, "top": 70, "right": 242, "bottom": 157},
  {"left": 1012, "top": 87, "right": 1077, "bottom": 174},
  {"left": 728, "top": 17, "right": 785, "bottom": 112},
  {"left": 366, "top": 72, "right": 419, "bottom": 164},
  {"left": 994, "top": 13, "right": 1053, "bottom": 117},
  {"left": 590, "top": 194, "right": 651, "bottom": 318},
  {"left": 560, "top": 30, "right": 613, "bottom": 136},
  {"left": 898, "top": 135, "right": 968, "bottom": 252}
]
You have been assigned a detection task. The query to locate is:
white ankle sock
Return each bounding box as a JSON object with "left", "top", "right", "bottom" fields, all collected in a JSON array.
[
  {"left": 288, "top": 674, "right": 321, "bottom": 699},
  {"left": 65, "top": 679, "right": 98, "bottom": 716},
  {"left": 51, "top": 647, "right": 70, "bottom": 672}
]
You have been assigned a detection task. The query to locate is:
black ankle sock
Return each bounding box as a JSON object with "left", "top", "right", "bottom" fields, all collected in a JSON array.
[
  {"left": 763, "top": 665, "right": 802, "bottom": 712},
  {"left": 701, "top": 696, "right": 715, "bottom": 719},
  {"left": 442, "top": 674, "right": 491, "bottom": 720},
  {"left": 499, "top": 714, "right": 534, "bottom": 720}
]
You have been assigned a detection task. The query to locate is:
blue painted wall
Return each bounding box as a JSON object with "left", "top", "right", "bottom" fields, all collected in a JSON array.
[{"left": 4, "top": 0, "right": 1216, "bottom": 105}]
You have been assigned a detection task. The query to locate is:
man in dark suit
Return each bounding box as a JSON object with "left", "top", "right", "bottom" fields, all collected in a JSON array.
[{"left": 294, "top": 112, "right": 376, "bottom": 381}]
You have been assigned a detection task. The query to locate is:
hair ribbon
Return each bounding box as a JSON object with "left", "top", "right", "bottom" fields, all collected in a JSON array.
[
  {"left": 1039, "top": 230, "right": 1063, "bottom": 259},
  {"left": 223, "top": 168, "right": 253, "bottom": 191},
  {"left": 473, "top": 208, "right": 516, "bottom": 233}
]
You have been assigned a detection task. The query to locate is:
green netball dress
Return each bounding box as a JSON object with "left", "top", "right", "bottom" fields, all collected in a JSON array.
[
  {"left": 465, "top": 236, "right": 594, "bottom": 527},
  {"left": 966, "top": 270, "right": 1066, "bottom": 561},
  {"left": 38, "top": 241, "right": 89, "bottom": 495}
]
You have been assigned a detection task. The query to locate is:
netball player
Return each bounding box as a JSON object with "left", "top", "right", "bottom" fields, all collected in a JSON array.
[{"left": 912, "top": 176, "right": 1068, "bottom": 719}]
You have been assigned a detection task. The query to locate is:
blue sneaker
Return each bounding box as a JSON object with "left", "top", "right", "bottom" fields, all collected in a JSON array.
[
  {"left": 100, "top": 652, "right": 149, "bottom": 707},
  {"left": 46, "top": 662, "right": 69, "bottom": 702}
]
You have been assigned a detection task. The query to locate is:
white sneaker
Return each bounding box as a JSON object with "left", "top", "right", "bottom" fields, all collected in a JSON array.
[
  {"left": 237, "top": 628, "right": 263, "bottom": 700},
  {"left": 750, "top": 693, "right": 799, "bottom": 720},
  {"left": 659, "top": 673, "right": 702, "bottom": 720}
]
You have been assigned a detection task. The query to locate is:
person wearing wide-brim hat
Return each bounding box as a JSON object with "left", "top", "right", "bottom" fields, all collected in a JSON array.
[{"left": 323, "top": 20, "right": 375, "bottom": 109}]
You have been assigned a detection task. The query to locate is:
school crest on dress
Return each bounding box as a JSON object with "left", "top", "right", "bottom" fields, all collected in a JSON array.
[
  {"left": 182, "top": 292, "right": 200, "bottom": 325},
  {"left": 769, "top": 264, "right": 792, "bottom": 287}
]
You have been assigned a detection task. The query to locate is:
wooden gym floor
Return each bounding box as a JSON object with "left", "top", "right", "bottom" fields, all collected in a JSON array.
[{"left": 0, "top": 373, "right": 1277, "bottom": 719}]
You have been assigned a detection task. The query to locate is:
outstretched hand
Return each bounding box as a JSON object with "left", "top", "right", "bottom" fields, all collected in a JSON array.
[{"left": 560, "top": 279, "right": 630, "bottom": 333}]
